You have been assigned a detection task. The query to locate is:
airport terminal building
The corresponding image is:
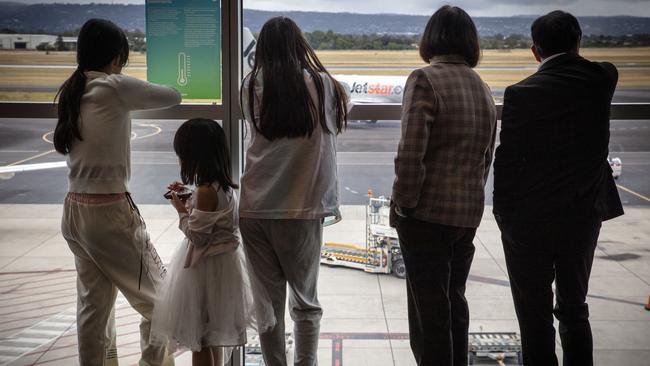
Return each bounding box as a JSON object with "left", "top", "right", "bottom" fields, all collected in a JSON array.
[{"left": 0, "top": 33, "right": 76, "bottom": 49}]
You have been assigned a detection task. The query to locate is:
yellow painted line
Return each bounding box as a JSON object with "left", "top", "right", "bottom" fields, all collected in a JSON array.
[
  {"left": 324, "top": 252, "right": 366, "bottom": 262},
  {"left": 6, "top": 149, "right": 56, "bottom": 166},
  {"left": 324, "top": 242, "right": 383, "bottom": 253},
  {"left": 617, "top": 184, "right": 650, "bottom": 203},
  {"left": 324, "top": 242, "right": 366, "bottom": 251}
]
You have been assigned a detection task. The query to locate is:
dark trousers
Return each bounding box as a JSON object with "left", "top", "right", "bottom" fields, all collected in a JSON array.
[
  {"left": 496, "top": 216, "right": 602, "bottom": 366},
  {"left": 395, "top": 215, "right": 476, "bottom": 366}
]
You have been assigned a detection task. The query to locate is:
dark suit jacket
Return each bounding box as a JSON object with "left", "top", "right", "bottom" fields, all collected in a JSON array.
[{"left": 493, "top": 53, "right": 624, "bottom": 222}]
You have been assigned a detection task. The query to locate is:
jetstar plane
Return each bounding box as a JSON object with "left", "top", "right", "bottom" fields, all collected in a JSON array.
[{"left": 242, "top": 27, "right": 406, "bottom": 109}]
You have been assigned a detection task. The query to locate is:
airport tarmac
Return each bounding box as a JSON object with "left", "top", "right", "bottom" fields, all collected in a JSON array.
[{"left": 0, "top": 118, "right": 649, "bottom": 207}]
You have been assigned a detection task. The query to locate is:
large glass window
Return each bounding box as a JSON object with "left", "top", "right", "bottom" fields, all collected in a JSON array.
[{"left": 1, "top": 1, "right": 649, "bottom": 365}]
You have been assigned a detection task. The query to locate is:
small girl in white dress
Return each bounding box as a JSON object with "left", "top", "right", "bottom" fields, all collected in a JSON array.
[{"left": 151, "top": 118, "right": 274, "bottom": 366}]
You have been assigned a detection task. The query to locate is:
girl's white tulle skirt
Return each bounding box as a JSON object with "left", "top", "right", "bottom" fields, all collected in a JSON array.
[{"left": 150, "top": 241, "right": 275, "bottom": 352}]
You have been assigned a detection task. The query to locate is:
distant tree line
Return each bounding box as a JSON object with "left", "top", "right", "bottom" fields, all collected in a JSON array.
[
  {"left": 581, "top": 34, "right": 650, "bottom": 47},
  {"left": 479, "top": 33, "right": 650, "bottom": 49},
  {"left": 302, "top": 31, "right": 650, "bottom": 50},
  {"left": 304, "top": 30, "right": 417, "bottom": 50},
  {"left": 3, "top": 27, "right": 650, "bottom": 51}
]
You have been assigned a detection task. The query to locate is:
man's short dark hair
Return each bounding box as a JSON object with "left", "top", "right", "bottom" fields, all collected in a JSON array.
[
  {"left": 419, "top": 5, "right": 480, "bottom": 67},
  {"left": 531, "top": 10, "right": 582, "bottom": 58}
]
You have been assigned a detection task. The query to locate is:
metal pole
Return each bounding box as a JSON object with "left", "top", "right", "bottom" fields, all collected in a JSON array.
[
  {"left": 221, "top": 0, "right": 243, "bottom": 185},
  {"left": 221, "top": 1, "right": 245, "bottom": 365}
]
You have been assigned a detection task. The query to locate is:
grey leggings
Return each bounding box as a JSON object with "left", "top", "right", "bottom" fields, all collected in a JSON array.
[{"left": 240, "top": 218, "right": 323, "bottom": 366}]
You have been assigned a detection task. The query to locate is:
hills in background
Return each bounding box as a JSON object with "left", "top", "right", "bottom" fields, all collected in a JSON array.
[{"left": 1, "top": 2, "right": 650, "bottom": 36}]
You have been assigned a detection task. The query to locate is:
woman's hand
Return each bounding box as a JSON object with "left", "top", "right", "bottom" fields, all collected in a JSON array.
[
  {"left": 170, "top": 191, "right": 189, "bottom": 214},
  {"left": 167, "top": 181, "right": 185, "bottom": 192}
]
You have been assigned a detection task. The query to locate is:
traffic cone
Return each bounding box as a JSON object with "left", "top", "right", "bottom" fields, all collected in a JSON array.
[{"left": 645, "top": 295, "right": 650, "bottom": 311}]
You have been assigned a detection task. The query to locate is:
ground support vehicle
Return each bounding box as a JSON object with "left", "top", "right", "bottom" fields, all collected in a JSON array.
[
  {"left": 609, "top": 156, "right": 622, "bottom": 179},
  {"left": 468, "top": 332, "right": 523, "bottom": 365},
  {"left": 320, "top": 196, "right": 406, "bottom": 278}
]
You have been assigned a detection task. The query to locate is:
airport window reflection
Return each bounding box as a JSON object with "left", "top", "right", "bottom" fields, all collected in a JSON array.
[{"left": 0, "top": 1, "right": 649, "bottom": 365}]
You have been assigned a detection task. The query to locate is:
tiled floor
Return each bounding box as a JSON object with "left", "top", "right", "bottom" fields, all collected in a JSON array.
[{"left": 0, "top": 204, "right": 649, "bottom": 365}]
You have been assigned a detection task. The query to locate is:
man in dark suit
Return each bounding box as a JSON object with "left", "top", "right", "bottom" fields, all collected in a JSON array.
[{"left": 493, "top": 10, "right": 623, "bottom": 366}]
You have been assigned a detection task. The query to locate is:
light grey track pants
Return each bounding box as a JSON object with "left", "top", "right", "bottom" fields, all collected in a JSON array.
[
  {"left": 240, "top": 218, "right": 323, "bottom": 366},
  {"left": 61, "top": 196, "right": 174, "bottom": 366}
]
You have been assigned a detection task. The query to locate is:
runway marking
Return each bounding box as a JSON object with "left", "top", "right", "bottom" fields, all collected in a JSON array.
[
  {"left": 41, "top": 123, "right": 162, "bottom": 145},
  {"left": 132, "top": 123, "right": 162, "bottom": 140},
  {"left": 344, "top": 186, "right": 362, "bottom": 196},
  {"left": 617, "top": 184, "right": 650, "bottom": 202},
  {"left": 5, "top": 150, "right": 56, "bottom": 166},
  {"left": 41, "top": 131, "right": 53, "bottom": 144}
]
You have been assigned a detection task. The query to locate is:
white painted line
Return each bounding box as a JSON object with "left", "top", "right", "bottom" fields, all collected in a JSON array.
[
  {"left": 617, "top": 184, "right": 650, "bottom": 202},
  {"left": 42, "top": 131, "right": 53, "bottom": 144},
  {"left": 0, "top": 161, "right": 67, "bottom": 174},
  {"left": 133, "top": 123, "right": 162, "bottom": 140},
  {"left": 4, "top": 149, "right": 56, "bottom": 166}
]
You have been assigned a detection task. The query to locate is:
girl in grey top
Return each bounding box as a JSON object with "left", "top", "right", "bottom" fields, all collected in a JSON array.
[{"left": 239, "top": 17, "right": 348, "bottom": 366}]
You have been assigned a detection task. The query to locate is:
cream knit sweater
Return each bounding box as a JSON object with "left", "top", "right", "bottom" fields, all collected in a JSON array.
[{"left": 67, "top": 71, "right": 181, "bottom": 193}]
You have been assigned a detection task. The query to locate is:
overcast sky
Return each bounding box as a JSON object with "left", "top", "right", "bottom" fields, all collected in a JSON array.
[{"left": 11, "top": 0, "right": 650, "bottom": 17}]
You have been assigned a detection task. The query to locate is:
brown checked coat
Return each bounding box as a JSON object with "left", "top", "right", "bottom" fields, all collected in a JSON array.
[{"left": 392, "top": 54, "right": 497, "bottom": 228}]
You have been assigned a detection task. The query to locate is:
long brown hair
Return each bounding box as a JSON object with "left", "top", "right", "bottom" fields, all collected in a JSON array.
[{"left": 245, "top": 17, "right": 347, "bottom": 141}]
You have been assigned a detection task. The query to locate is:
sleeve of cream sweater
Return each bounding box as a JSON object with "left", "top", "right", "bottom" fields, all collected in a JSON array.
[{"left": 109, "top": 74, "right": 182, "bottom": 111}]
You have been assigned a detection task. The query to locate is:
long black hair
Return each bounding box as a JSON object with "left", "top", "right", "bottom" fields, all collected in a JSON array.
[
  {"left": 245, "top": 16, "right": 348, "bottom": 141},
  {"left": 173, "top": 118, "right": 238, "bottom": 190},
  {"left": 53, "top": 18, "right": 129, "bottom": 154}
]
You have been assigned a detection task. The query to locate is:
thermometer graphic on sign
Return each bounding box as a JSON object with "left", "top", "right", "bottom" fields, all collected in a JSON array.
[{"left": 177, "top": 52, "right": 188, "bottom": 86}]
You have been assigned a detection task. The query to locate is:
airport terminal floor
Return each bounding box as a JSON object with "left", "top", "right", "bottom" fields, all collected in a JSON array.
[{"left": 0, "top": 205, "right": 649, "bottom": 365}]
